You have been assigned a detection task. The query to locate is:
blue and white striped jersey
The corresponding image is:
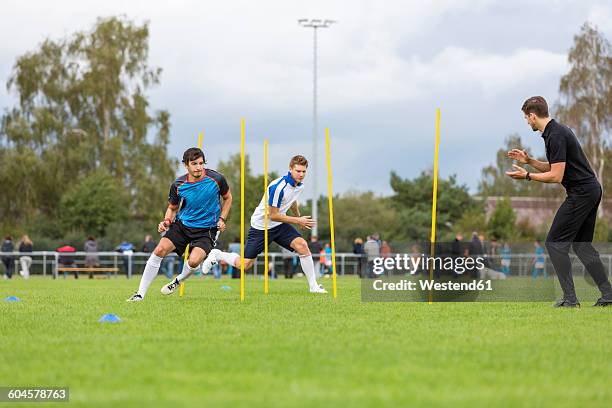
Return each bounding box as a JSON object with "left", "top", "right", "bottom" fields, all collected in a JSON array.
[{"left": 250, "top": 172, "right": 304, "bottom": 230}]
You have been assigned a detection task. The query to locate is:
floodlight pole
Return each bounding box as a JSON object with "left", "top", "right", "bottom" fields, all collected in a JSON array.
[{"left": 299, "top": 18, "right": 336, "bottom": 238}]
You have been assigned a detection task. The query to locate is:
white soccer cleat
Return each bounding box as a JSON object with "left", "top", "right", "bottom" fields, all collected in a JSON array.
[
  {"left": 126, "top": 293, "right": 143, "bottom": 302},
  {"left": 309, "top": 284, "right": 328, "bottom": 294},
  {"left": 161, "top": 278, "right": 180, "bottom": 295},
  {"left": 201, "top": 249, "right": 220, "bottom": 275}
]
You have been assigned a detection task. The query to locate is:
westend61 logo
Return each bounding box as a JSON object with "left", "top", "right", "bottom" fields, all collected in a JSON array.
[
  {"left": 372, "top": 254, "right": 486, "bottom": 276},
  {"left": 361, "top": 252, "right": 512, "bottom": 302}
]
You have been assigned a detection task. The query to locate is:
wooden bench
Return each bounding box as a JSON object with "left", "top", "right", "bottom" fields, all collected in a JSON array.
[{"left": 57, "top": 267, "right": 120, "bottom": 279}]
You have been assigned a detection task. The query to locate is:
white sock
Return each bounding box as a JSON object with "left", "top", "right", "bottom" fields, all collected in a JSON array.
[
  {"left": 137, "top": 254, "right": 163, "bottom": 297},
  {"left": 299, "top": 254, "right": 318, "bottom": 289},
  {"left": 217, "top": 251, "right": 240, "bottom": 266},
  {"left": 177, "top": 262, "right": 198, "bottom": 282}
]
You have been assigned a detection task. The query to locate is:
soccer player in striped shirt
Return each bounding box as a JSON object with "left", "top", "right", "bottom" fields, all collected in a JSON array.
[{"left": 204, "top": 155, "right": 327, "bottom": 293}]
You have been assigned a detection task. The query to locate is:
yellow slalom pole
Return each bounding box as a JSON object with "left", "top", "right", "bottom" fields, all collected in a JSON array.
[
  {"left": 325, "top": 128, "right": 338, "bottom": 299},
  {"left": 264, "top": 139, "right": 269, "bottom": 294},
  {"left": 198, "top": 132, "right": 203, "bottom": 149},
  {"left": 179, "top": 247, "right": 188, "bottom": 296},
  {"left": 429, "top": 108, "right": 441, "bottom": 304},
  {"left": 240, "top": 119, "right": 245, "bottom": 302}
]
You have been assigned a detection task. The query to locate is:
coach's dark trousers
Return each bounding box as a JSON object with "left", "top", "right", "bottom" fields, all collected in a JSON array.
[{"left": 545, "top": 183, "right": 612, "bottom": 302}]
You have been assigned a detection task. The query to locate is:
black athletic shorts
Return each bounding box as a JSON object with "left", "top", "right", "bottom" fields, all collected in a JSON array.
[
  {"left": 164, "top": 220, "right": 218, "bottom": 257},
  {"left": 244, "top": 223, "right": 301, "bottom": 259}
]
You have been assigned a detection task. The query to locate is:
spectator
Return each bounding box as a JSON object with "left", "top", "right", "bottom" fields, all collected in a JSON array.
[
  {"left": 141, "top": 235, "right": 156, "bottom": 253},
  {"left": 308, "top": 236, "right": 323, "bottom": 277},
  {"left": 57, "top": 245, "right": 77, "bottom": 279},
  {"left": 353, "top": 238, "right": 365, "bottom": 277},
  {"left": 84, "top": 236, "right": 100, "bottom": 279},
  {"left": 488, "top": 237, "right": 500, "bottom": 271},
  {"left": 532, "top": 240, "right": 547, "bottom": 279},
  {"left": 18, "top": 235, "right": 33, "bottom": 279},
  {"left": 319, "top": 247, "right": 328, "bottom": 276},
  {"left": 116, "top": 241, "right": 135, "bottom": 277},
  {"left": 381, "top": 241, "right": 392, "bottom": 257},
  {"left": 501, "top": 242, "right": 512, "bottom": 276},
  {"left": 363, "top": 235, "right": 380, "bottom": 278},
  {"left": 2, "top": 236, "right": 15, "bottom": 279},
  {"left": 281, "top": 247, "right": 294, "bottom": 279},
  {"left": 451, "top": 233, "right": 464, "bottom": 277},
  {"left": 468, "top": 232, "right": 484, "bottom": 278},
  {"left": 324, "top": 242, "right": 333, "bottom": 275},
  {"left": 161, "top": 253, "right": 176, "bottom": 280},
  {"left": 410, "top": 245, "right": 423, "bottom": 275}
]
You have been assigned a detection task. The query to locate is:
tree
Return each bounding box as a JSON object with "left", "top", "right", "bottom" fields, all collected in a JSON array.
[
  {"left": 215, "top": 153, "right": 278, "bottom": 245},
  {"left": 314, "top": 191, "right": 401, "bottom": 250},
  {"left": 389, "top": 171, "right": 478, "bottom": 242},
  {"left": 556, "top": 22, "right": 612, "bottom": 214},
  {"left": 487, "top": 196, "right": 516, "bottom": 240},
  {"left": 0, "top": 16, "right": 177, "bottom": 229},
  {"left": 60, "top": 170, "right": 127, "bottom": 235}
]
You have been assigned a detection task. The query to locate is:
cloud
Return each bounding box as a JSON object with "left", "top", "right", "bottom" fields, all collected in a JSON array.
[{"left": 0, "top": 0, "right": 609, "bottom": 196}]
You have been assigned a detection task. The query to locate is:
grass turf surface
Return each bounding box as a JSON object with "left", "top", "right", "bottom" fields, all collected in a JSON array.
[{"left": 1, "top": 276, "right": 610, "bottom": 407}]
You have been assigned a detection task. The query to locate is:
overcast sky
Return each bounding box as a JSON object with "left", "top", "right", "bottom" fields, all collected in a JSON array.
[{"left": 1, "top": 0, "right": 611, "bottom": 199}]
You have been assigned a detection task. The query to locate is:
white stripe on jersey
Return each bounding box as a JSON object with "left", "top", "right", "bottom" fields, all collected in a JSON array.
[{"left": 250, "top": 175, "right": 304, "bottom": 230}]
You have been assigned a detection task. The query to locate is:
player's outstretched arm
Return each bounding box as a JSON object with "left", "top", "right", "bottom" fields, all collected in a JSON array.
[
  {"left": 289, "top": 201, "right": 301, "bottom": 218},
  {"left": 218, "top": 191, "right": 232, "bottom": 232},
  {"left": 269, "top": 206, "right": 315, "bottom": 230}
]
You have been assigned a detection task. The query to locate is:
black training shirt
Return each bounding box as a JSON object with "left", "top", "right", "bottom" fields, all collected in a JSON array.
[{"left": 541, "top": 119, "right": 598, "bottom": 189}]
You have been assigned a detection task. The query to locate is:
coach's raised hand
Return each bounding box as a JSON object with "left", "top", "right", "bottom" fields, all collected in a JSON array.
[{"left": 507, "top": 148, "right": 530, "bottom": 164}]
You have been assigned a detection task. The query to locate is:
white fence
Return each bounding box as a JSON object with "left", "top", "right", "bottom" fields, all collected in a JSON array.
[{"left": 1, "top": 251, "right": 611, "bottom": 278}]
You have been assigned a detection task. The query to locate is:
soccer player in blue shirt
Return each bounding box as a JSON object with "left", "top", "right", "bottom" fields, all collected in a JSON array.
[
  {"left": 127, "top": 148, "right": 231, "bottom": 301},
  {"left": 202, "top": 155, "right": 327, "bottom": 293}
]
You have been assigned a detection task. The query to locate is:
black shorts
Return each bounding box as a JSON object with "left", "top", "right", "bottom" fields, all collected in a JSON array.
[
  {"left": 164, "top": 221, "right": 218, "bottom": 257},
  {"left": 244, "top": 223, "right": 301, "bottom": 259}
]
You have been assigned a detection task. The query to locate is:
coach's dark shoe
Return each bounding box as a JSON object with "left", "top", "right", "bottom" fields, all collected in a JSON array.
[
  {"left": 553, "top": 299, "right": 580, "bottom": 308},
  {"left": 593, "top": 298, "right": 612, "bottom": 307}
]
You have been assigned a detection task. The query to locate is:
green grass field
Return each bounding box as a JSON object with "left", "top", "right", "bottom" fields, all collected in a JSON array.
[{"left": 1, "top": 276, "right": 610, "bottom": 407}]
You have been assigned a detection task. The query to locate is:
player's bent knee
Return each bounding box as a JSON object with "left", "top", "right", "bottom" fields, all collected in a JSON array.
[
  {"left": 153, "top": 245, "right": 168, "bottom": 258},
  {"left": 292, "top": 239, "right": 309, "bottom": 255}
]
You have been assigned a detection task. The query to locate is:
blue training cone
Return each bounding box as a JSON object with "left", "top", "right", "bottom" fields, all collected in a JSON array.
[
  {"left": 99, "top": 314, "right": 122, "bottom": 323},
  {"left": 220, "top": 285, "right": 232, "bottom": 291},
  {"left": 5, "top": 296, "right": 20, "bottom": 302}
]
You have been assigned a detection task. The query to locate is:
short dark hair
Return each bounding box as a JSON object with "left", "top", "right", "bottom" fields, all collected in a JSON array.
[
  {"left": 521, "top": 96, "right": 549, "bottom": 118},
  {"left": 182, "top": 147, "right": 205, "bottom": 164},
  {"left": 289, "top": 155, "right": 308, "bottom": 168}
]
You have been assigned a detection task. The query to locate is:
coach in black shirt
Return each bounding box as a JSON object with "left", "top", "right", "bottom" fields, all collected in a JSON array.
[{"left": 506, "top": 96, "right": 611, "bottom": 307}]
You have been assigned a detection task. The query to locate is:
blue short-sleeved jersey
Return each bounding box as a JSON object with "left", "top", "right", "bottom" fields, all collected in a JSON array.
[{"left": 168, "top": 169, "right": 229, "bottom": 228}]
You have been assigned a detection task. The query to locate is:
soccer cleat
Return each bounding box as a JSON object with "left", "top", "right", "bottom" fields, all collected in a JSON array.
[
  {"left": 126, "top": 293, "right": 143, "bottom": 302},
  {"left": 553, "top": 299, "right": 580, "bottom": 308},
  {"left": 161, "top": 278, "right": 180, "bottom": 295},
  {"left": 309, "top": 284, "right": 328, "bottom": 294},
  {"left": 593, "top": 298, "right": 612, "bottom": 307},
  {"left": 201, "top": 249, "right": 220, "bottom": 275}
]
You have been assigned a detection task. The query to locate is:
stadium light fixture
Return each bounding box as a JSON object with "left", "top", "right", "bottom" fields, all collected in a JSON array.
[{"left": 298, "top": 18, "right": 336, "bottom": 238}]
